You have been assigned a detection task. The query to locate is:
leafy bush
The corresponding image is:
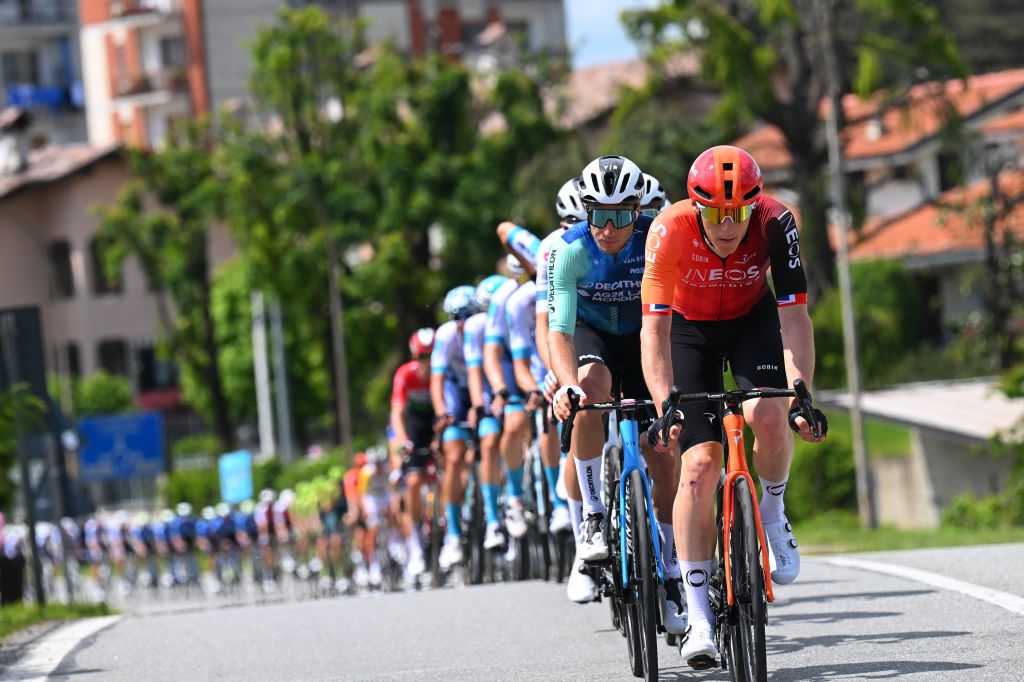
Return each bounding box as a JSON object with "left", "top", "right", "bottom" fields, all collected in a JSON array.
[
  {"left": 784, "top": 415, "right": 858, "bottom": 523},
  {"left": 812, "top": 260, "right": 924, "bottom": 389},
  {"left": 171, "top": 433, "right": 223, "bottom": 460},
  {"left": 272, "top": 450, "right": 345, "bottom": 491},
  {"left": 72, "top": 371, "right": 134, "bottom": 416},
  {"left": 163, "top": 468, "right": 220, "bottom": 508}
]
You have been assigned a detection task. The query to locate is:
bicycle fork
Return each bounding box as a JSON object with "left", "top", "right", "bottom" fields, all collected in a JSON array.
[
  {"left": 720, "top": 409, "right": 775, "bottom": 606},
  {"left": 618, "top": 416, "right": 664, "bottom": 589}
]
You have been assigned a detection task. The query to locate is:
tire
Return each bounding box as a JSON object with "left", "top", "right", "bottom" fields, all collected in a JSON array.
[
  {"left": 729, "top": 477, "right": 768, "bottom": 682},
  {"left": 467, "top": 464, "right": 486, "bottom": 585},
  {"left": 605, "top": 447, "right": 626, "bottom": 636},
  {"left": 512, "top": 535, "right": 531, "bottom": 581},
  {"left": 626, "top": 469, "right": 659, "bottom": 681},
  {"left": 429, "top": 490, "right": 444, "bottom": 589}
]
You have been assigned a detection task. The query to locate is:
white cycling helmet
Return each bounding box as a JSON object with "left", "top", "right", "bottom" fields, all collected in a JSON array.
[
  {"left": 640, "top": 173, "right": 669, "bottom": 210},
  {"left": 577, "top": 155, "right": 645, "bottom": 206},
  {"left": 365, "top": 445, "right": 388, "bottom": 463},
  {"left": 201, "top": 506, "right": 216, "bottom": 520},
  {"left": 476, "top": 274, "right": 508, "bottom": 310},
  {"left": 555, "top": 178, "right": 587, "bottom": 223},
  {"left": 443, "top": 285, "right": 477, "bottom": 320}
]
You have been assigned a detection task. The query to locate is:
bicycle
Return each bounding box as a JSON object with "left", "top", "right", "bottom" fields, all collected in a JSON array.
[
  {"left": 660, "top": 379, "right": 821, "bottom": 681},
  {"left": 561, "top": 391, "right": 665, "bottom": 682}
]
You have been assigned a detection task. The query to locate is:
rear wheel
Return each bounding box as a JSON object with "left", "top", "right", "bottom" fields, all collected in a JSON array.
[
  {"left": 729, "top": 477, "right": 767, "bottom": 682},
  {"left": 467, "top": 464, "right": 486, "bottom": 585},
  {"left": 604, "top": 446, "right": 626, "bottom": 634}
]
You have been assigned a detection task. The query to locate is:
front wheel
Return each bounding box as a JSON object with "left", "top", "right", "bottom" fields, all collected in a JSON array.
[
  {"left": 625, "top": 469, "right": 659, "bottom": 680},
  {"left": 728, "top": 477, "right": 767, "bottom": 682}
]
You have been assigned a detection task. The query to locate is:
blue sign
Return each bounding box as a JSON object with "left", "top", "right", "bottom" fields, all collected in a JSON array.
[
  {"left": 219, "top": 450, "right": 253, "bottom": 504},
  {"left": 77, "top": 412, "right": 165, "bottom": 483}
]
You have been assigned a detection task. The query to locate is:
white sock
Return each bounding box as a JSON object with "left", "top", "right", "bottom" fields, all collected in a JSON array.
[
  {"left": 658, "top": 522, "right": 682, "bottom": 579},
  {"left": 568, "top": 498, "right": 584, "bottom": 543},
  {"left": 574, "top": 457, "right": 607, "bottom": 517},
  {"left": 406, "top": 532, "right": 422, "bottom": 557},
  {"left": 759, "top": 477, "right": 788, "bottom": 524},
  {"left": 681, "top": 559, "right": 716, "bottom": 626}
]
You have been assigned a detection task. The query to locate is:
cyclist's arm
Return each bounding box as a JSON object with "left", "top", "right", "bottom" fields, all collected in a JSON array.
[
  {"left": 467, "top": 365, "right": 486, "bottom": 409},
  {"left": 483, "top": 341, "right": 506, "bottom": 395},
  {"left": 483, "top": 296, "right": 510, "bottom": 395},
  {"left": 497, "top": 221, "right": 540, "bottom": 277},
  {"left": 779, "top": 305, "right": 816, "bottom": 399},
  {"left": 429, "top": 326, "right": 450, "bottom": 419},
  {"left": 546, "top": 241, "right": 582, "bottom": 389},
  {"left": 389, "top": 369, "right": 411, "bottom": 445},
  {"left": 430, "top": 372, "right": 446, "bottom": 419},
  {"left": 640, "top": 216, "right": 682, "bottom": 414},
  {"left": 463, "top": 315, "right": 487, "bottom": 412},
  {"left": 535, "top": 310, "right": 551, "bottom": 370}
]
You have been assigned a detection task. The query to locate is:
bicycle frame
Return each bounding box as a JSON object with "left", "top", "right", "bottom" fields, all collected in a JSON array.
[
  {"left": 720, "top": 406, "right": 774, "bottom": 607},
  {"left": 617, "top": 406, "right": 664, "bottom": 589}
]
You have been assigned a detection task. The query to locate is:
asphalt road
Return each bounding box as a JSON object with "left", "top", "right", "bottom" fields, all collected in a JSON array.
[{"left": 10, "top": 544, "right": 1024, "bottom": 681}]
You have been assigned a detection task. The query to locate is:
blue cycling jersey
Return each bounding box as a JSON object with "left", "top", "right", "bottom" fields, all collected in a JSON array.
[{"left": 547, "top": 215, "right": 653, "bottom": 336}]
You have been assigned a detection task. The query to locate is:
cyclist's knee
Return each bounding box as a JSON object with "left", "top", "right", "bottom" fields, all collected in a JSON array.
[
  {"left": 746, "top": 400, "right": 790, "bottom": 447},
  {"left": 680, "top": 443, "right": 719, "bottom": 487}
]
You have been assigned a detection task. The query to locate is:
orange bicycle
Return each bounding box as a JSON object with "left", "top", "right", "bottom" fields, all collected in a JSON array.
[{"left": 663, "top": 379, "right": 821, "bottom": 682}]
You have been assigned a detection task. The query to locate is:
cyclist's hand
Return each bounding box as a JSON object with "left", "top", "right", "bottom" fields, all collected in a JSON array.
[
  {"left": 526, "top": 390, "right": 544, "bottom": 411},
  {"left": 553, "top": 385, "right": 585, "bottom": 421},
  {"left": 491, "top": 392, "right": 508, "bottom": 415},
  {"left": 468, "top": 406, "right": 481, "bottom": 430},
  {"left": 433, "top": 414, "right": 454, "bottom": 433},
  {"left": 788, "top": 407, "right": 828, "bottom": 443},
  {"left": 541, "top": 372, "right": 559, "bottom": 403},
  {"left": 647, "top": 409, "right": 683, "bottom": 453},
  {"left": 388, "top": 468, "right": 403, "bottom": 488},
  {"left": 398, "top": 440, "right": 413, "bottom": 457}
]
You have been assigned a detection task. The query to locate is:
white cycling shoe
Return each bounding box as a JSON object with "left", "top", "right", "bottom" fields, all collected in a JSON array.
[
  {"left": 660, "top": 577, "right": 688, "bottom": 635},
  {"left": 406, "top": 553, "right": 426, "bottom": 578},
  {"left": 764, "top": 515, "right": 800, "bottom": 585},
  {"left": 484, "top": 522, "right": 506, "bottom": 550},
  {"left": 550, "top": 505, "right": 572, "bottom": 534},
  {"left": 505, "top": 498, "right": 529, "bottom": 539},
  {"left": 566, "top": 557, "right": 597, "bottom": 603},
  {"left": 368, "top": 562, "right": 383, "bottom": 587},
  {"left": 679, "top": 621, "right": 718, "bottom": 670},
  {"left": 576, "top": 513, "right": 609, "bottom": 562},
  {"left": 438, "top": 535, "right": 464, "bottom": 571}
]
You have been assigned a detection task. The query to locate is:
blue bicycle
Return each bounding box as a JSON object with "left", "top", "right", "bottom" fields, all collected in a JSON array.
[{"left": 562, "top": 391, "right": 665, "bottom": 681}]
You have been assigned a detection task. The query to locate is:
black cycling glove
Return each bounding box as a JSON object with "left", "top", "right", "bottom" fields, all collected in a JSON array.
[
  {"left": 787, "top": 406, "right": 828, "bottom": 437},
  {"left": 647, "top": 407, "right": 684, "bottom": 448}
]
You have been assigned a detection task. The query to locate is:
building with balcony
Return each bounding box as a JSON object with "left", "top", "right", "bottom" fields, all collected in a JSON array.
[
  {"left": 0, "top": 0, "right": 88, "bottom": 145},
  {"left": 77, "top": 0, "right": 208, "bottom": 148}
]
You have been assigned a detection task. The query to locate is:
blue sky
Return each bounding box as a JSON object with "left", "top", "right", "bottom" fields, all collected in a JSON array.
[{"left": 565, "top": 0, "right": 659, "bottom": 68}]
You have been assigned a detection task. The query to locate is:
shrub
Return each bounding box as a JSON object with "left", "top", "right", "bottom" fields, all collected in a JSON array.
[
  {"left": 163, "top": 468, "right": 220, "bottom": 508},
  {"left": 72, "top": 371, "right": 134, "bottom": 416},
  {"left": 171, "top": 433, "right": 223, "bottom": 460}
]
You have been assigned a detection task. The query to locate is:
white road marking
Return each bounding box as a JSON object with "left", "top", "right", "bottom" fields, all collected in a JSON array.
[
  {"left": 823, "top": 556, "right": 1024, "bottom": 616},
  {"left": 1, "top": 615, "right": 122, "bottom": 681}
]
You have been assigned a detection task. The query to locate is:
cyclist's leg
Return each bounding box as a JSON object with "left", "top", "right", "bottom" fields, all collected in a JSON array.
[
  {"left": 477, "top": 415, "right": 504, "bottom": 547},
  {"left": 669, "top": 313, "right": 727, "bottom": 661},
  {"left": 501, "top": 399, "right": 530, "bottom": 536},
  {"left": 729, "top": 295, "right": 797, "bottom": 583}
]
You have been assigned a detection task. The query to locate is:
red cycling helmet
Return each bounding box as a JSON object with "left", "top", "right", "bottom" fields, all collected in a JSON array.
[
  {"left": 354, "top": 452, "right": 368, "bottom": 468},
  {"left": 409, "top": 328, "right": 435, "bottom": 357},
  {"left": 687, "top": 145, "right": 763, "bottom": 209}
]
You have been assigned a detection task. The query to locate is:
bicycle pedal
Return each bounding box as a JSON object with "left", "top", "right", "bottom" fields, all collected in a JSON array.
[{"left": 686, "top": 655, "right": 718, "bottom": 671}]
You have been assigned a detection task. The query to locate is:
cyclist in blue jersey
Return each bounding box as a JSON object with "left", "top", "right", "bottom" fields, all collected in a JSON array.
[
  {"left": 431, "top": 285, "right": 477, "bottom": 570},
  {"left": 548, "top": 156, "right": 687, "bottom": 634},
  {"left": 466, "top": 274, "right": 513, "bottom": 550},
  {"left": 536, "top": 177, "right": 600, "bottom": 603},
  {"left": 483, "top": 254, "right": 538, "bottom": 540},
  {"left": 505, "top": 276, "right": 572, "bottom": 535}
]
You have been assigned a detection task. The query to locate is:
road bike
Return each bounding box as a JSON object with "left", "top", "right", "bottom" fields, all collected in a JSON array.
[
  {"left": 562, "top": 392, "right": 665, "bottom": 681},
  {"left": 661, "top": 379, "right": 821, "bottom": 682}
]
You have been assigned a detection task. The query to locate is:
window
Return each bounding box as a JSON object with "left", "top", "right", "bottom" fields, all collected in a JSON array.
[
  {"left": 1, "top": 50, "right": 39, "bottom": 86},
  {"left": 90, "top": 238, "right": 122, "bottom": 295},
  {"left": 136, "top": 344, "right": 178, "bottom": 392},
  {"left": 159, "top": 37, "right": 185, "bottom": 69},
  {"left": 66, "top": 342, "right": 80, "bottom": 378},
  {"left": 49, "top": 240, "right": 75, "bottom": 298},
  {"left": 97, "top": 339, "right": 128, "bottom": 376},
  {"left": 938, "top": 151, "right": 964, "bottom": 191}
]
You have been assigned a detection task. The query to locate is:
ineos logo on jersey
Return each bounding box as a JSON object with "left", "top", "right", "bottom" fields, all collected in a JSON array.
[
  {"left": 684, "top": 265, "right": 761, "bottom": 286},
  {"left": 646, "top": 223, "right": 667, "bottom": 264},
  {"left": 781, "top": 211, "right": 801, "bottom": 268},
  {"left": 685, "top": 569, "right": 708, "bottom": 587}
]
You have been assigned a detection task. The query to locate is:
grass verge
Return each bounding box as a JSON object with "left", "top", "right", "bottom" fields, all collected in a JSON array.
[
  {"left": 0, "top": 602, "right": 112, "bottom": 640},
  {"left": 800, "top": 510, "right": 1024, "bottom": 554}
]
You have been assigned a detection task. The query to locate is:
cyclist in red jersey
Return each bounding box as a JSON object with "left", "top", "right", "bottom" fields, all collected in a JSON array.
[
  {"left": 640, "top": 145, "right": 828, "bottom": 669},
  {"left": 389, "top": 328, "right": 436, "bottom": 579}
]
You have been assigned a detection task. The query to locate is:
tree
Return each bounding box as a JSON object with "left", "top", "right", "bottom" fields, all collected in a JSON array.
[
  {"left": 623, "top": 0, "right": 966, "bottom": 302},
  {"left": 95, "top": 120, "right": 235, "bottom": 449},
  {"left": 0, "top": 384, "right": 46, "bottom": 513}
]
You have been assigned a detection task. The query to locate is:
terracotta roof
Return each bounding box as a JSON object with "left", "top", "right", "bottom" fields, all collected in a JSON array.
[
  {"left": 735, "top": 68, "right": 1024, "bottom": 170},
  {"left": 981, "top": 106, "right": 1024, "bottom": 135},
  {"left": 0, "top": 142, "right": 122, "bottom": 200},
  {"left": 849, "top": 171, "right": 1024, "bottom": 261},
  {"left": 551, "top": 53, "right": 699, "bottom": 129}
]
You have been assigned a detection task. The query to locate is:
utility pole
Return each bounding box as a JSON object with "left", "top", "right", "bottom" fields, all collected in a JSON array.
[
  {"left": 250, "top": 291, "right": 275, "bottom": 459},
  {"left": 268, "top": 295, "right": 294, "bottom": 463},
  {"left": 0, "top": 313, "right": 46, "bottom": 605},
  {"left": 816, "top": 0, "right": 877, "bottom": 529}
]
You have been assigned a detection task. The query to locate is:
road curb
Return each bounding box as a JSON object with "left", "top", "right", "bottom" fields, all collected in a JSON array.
[
  {"left": 0, "top": 615, "right": 122, "bottom": 681},
  {"left": 822, "top": 556, "right": 1024, "bottom": 616}
]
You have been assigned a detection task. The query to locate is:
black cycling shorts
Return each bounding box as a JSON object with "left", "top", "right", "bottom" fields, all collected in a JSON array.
[
  {"left": 671, "top": 292, "right": 788, "bottom": 452},
  {"left": 575, "top": 321, "right": 655, "bottom": 430},
  {"left": 404, "top": 410, "right": 435, "bottom": 449}
]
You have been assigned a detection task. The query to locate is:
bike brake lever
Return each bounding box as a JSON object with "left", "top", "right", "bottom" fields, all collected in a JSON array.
[
  {"left": 793, "top": 379, "right": 821, "bottom": 440},
  {"left": 661, "top": 386, "right": 684, "bottom": 446},
  {"left": 560, "top": 390, "right": 581, "bottom": 453}
]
